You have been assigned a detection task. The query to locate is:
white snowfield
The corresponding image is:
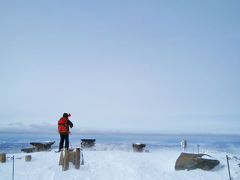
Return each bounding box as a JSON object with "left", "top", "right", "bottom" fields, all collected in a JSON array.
[{"left": 1, "top": 148, "right": 240, "bottom": 180}]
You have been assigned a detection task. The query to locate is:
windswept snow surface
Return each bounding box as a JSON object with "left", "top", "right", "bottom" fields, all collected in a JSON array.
[{"left": 1, "top": 147, "right": 240, "bottom": 180}]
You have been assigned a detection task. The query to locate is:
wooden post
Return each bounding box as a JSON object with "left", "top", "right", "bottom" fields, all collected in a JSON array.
[
  {"left": 81, "top": 151, "right": 84, "bottom": 165},
  {"left": 12, "top": 155, "right": 14, "bottom": 180},
  {"left": 75, "top": 148, "right": 80, "bottom": 169},
  {"left": 184, "top": 140, "right": 187, "bottom": 149},
  {"left": 25, "top": 155, "right": 31, "bottom": 162},
  {"left": 63, "top": 149, "right": 69, "bottom": 171},
  {"left": 59, "top": 150, "right": 64, "bottom": 165},
  {"left": 0, "top": 153, "right": 6, "bottom": 163},
  {"left": 69, "top": 151, "right": 75, "bottom": 165},
  {"left": 181, "top": 140, "right": 187, "bottom": 151}
]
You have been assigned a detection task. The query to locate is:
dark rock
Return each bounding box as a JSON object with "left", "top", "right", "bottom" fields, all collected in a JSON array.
[
  {"left": 175, "top": 153, "right": 220, "bottom": 171},
  {"left": 132, "top": 143, "right": 146, "bottom": 152}
]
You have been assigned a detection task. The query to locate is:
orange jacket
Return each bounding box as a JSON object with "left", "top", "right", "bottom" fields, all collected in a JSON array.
[{"left": 58, "top": 117, "right": 70, "bottom": 134}]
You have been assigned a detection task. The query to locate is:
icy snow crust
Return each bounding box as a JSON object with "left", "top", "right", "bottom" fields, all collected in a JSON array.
[{"left": 1, "top": 146, "right": 240, "bottom": 180}]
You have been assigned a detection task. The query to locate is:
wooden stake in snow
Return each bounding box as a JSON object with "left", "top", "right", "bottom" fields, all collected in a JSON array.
[
  {"left": 181, "top": 140, "right": 187, "bottom": 151},
  {"left": 0, "top": 153, "right": 6, "bottom": 163},
  {"left": 60, "top": 148, "right": 82, "bottom": 171},
  {"left": 226, "top": 155, "right": 232, "bottom": 180},
  {"left": 63, "top": 149, "right": 69, "bottom": 171},
  {"left": 75, "top": 148, "right": 80, "bottom": 169},
  {"left": 59, "top": 150, "right": 64, "bottom": 165},
  {"left": 81, "top": 151, "right": 84, "bottom": 165},
  {"left": 25, "top": 155, "right": 31, "bottom": 162}
]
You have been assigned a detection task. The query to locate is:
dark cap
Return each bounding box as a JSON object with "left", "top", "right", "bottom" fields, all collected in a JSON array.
[{"left": 63, "top": 113, "right": 68, "bottom": 118}]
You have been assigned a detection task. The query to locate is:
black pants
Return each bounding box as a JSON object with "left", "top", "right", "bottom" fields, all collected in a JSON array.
[{"left": 59, "top": 134, "right": 69, "bottom": 151}]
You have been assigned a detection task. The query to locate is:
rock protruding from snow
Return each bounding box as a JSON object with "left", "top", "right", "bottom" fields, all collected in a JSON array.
[
  {"left": 175, "top": 153, "right": 220, "bottom": 171},
  {"left": 132, "top": 143, "right": 146, "bottom": 152}
]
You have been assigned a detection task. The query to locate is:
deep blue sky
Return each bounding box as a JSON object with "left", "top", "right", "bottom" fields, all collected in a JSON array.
[{"left": 0, "top": 0, "right": 240, "bottom": 134}]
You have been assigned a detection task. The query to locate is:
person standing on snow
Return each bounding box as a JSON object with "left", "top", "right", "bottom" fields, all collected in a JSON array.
[{"left": 58, "top": 113, "right": 73, "bottom": 152}]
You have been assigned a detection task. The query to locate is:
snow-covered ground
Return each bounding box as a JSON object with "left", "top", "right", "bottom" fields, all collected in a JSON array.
[{"left": 1, "top": 147, "right": 240, "bottom": 180}]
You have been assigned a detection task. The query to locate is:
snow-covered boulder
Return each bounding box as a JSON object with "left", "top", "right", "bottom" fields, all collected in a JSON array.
[{"left": 175, "top": 153, "right": 220, "bottom": 171}]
